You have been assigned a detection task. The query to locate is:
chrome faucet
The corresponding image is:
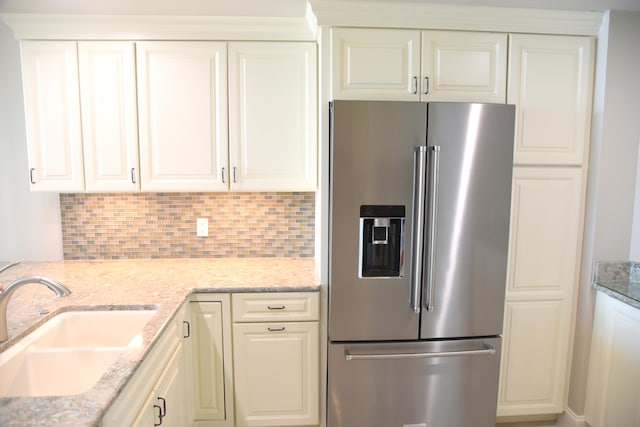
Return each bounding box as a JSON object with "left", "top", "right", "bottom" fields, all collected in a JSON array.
[
  {"left": 0, "top": 276, "right": 72, "bottom": 343},
  {"left": 0, "top": 261, "right": 21, "bottom": 275}
]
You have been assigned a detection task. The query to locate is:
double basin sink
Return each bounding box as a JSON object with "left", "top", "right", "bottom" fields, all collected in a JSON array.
[{"left": 0, "top": 308, "right": 157, "bottom": 398}]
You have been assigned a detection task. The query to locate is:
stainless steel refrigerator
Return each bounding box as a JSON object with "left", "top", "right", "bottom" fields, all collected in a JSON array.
[{"left": 327, "top": 100, "right": 516, "bottom": 427}]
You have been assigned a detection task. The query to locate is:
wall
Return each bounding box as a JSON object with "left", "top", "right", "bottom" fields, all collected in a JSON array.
[
  {"left": 60, "top": 192, "right": 315, "bottom": 259},
  {"left": 568, "top": 9, "right": 640, "bottom": 417},
  {"left": 0, "top": 20, "right": 63, "bottom": 261}
]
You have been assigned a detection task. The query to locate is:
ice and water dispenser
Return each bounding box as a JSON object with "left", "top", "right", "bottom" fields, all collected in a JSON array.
[{"left": 358, "top": 205, "right": 406, "bottom": 278}]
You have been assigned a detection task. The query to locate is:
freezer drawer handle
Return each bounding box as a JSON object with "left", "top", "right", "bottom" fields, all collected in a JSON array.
[{"left": 344, "top": 344, "right": 495, "bottom": 361}]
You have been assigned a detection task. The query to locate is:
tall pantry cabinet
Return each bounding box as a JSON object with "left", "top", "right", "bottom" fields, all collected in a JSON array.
[{"left": 329, "top": 27, "right": 595, "bottom": 418}]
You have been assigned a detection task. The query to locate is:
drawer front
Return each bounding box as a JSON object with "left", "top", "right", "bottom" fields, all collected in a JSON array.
[{"left": 232, "top": 292, "right": 319, "bottom": 322}]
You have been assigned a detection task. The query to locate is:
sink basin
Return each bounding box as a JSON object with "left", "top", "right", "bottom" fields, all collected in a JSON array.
[
  {"left": 0, "top": 308, "right": 157, "bottom": 398},
  {"left": 29, "top": 310, "right": 157, "bottom": 348}
]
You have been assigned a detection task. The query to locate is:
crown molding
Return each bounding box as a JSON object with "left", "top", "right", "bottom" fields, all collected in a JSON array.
[
  {"left": 0, "top": 13, "right": 317, "bottom": 41},
  {"left": 309, "top": 0, "right": 604, "bottom": 36}
]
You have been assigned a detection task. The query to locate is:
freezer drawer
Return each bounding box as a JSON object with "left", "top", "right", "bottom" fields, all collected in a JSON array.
[{"left": 328, "top": 337, "right": 501, "bottom": 427}]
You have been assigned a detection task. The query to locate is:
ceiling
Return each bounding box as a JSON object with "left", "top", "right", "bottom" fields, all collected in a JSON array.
[{"left": 0, "top": 0, "right": 639, "bottom": 16}]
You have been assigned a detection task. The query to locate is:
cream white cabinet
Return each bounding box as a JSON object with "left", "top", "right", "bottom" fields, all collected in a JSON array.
[
  {"left": 136, "top": 41, "right": 229, "bottom": 192},
  {"left": 228, "top": 42, "right": 317, "bottom": 191},
  {"left": 102, "top": 305, "right": 187, "bottom": 427},
  {"left": 497, "top": 33, "right": 594, "bottom": 419},
  {"left": 78, "top": 41, "right": 140, "bottom": 192},
  {"left": 21, "top": 40, "right": 140, "bottom": 192},
  {"left": 331, "top": 28, "right": 507, "bottom": 103},
  {"left": 421, "top": 31, "right": 507, "bottom": 103},
  {"left": 585, "top": 292, "right": 640, "bottom": 427},
  {"left": 20, "top": 41, "right": 85, "bottom": 191},
  {"left": 186, "top": 294, "right": 235, "bottom": 427},
  {"left": 232, "top": 292, "right": 320, "bottom": 427},
  {"left": 497, "top": 167, "right": 585, "bottom": 417},
  {"left": 508, "top": 34, "right": 595, "bottom": 166}
]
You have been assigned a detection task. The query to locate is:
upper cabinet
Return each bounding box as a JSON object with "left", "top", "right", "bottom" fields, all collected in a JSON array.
[
  {"left": 21, "top": 41, "right": 85, "bottom": 192},
  {"left": 331, "top": 28, "right": 507, "bottom": 103},
  {"left": 136, "top": 41, "right": 228, "bottom": 192},
  {"left": 78, "top": 41, "right": 140, "bottom": 192},
  {"left": 228, "top": 42, "right": 317, "bottom": 191},
  {"left": 508, "top": 34, "right": 595, "bottom": 166},
  {"left": 19, "top": 40, "right": 317, "bottom": 193}
]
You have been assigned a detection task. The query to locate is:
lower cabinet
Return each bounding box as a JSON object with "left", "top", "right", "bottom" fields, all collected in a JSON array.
[
  {"left": 232, "top": 292, "right": 320, "bottom": 427},
  {"left": 585, "top": 292, "right": 640, "bottom": 427},
  {"left": 101, "top": 303, "right": 187, "bottom": 427},
  {"left": 186, "top": 294, "right": 235, "bottom": 427},
  {"left": 102, "top": 291, "right": 320, "bottom": 427}
]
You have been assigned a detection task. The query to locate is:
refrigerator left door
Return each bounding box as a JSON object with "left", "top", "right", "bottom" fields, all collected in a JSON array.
[
  {"left": 328, "top": 101, "right": 427, "bottom": 341},
  {"left": 327, "top": 337, "right": 502, "bottom": 427}
]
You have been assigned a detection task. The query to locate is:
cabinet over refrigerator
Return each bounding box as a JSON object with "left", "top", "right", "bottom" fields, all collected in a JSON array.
[{"left": 327, "top": 100, "right": 515, "bottom": 427}]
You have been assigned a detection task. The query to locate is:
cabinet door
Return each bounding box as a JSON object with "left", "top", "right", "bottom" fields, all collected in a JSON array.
[
  {"left": 498, "top": 167, "right": 585, "bottom": 417},
  {"left": 78, "top": 41, "right": 139, "bottom": 192},
  {"left": 331, "top": 28, "right": 420, "bottom": 101},
  {"left": 228, "top": 42, "right": 317, "bottom": 191},
  {"left": 233, "top": 321, "right": 319, "bottom": 427},
  {"left": 188, "top": 301, "right": 227, "bottom": 422},
  {"left": 586, "top": 292, "right": 640, "bottom": 427},
  {"left": 20, "top": 41, "right": 84, "bottom": 191},
  {"left": 421, "top": 31, "right": 507, "bottom": 103},
  {"left": 508, "top": 35, "right": 594, "bottom": 165},
  {"left": 137, "top": 41, "right": 228, "bottom": 191}
]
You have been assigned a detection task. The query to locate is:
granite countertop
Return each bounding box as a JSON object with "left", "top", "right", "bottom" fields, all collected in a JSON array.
[
  {"left": 0, "top": 258, "right": 320, "bottom": 427},
  {"left": 593, "top": 261, "right": 640, "bottom": 310}
]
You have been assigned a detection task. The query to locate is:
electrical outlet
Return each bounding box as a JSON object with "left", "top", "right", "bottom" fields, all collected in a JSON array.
[{"left": 196, "top": 218, "right": 208, "bottom": 237}]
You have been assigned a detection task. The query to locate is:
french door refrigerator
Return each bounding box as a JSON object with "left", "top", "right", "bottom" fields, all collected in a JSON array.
[{"left": 327, "top": 100, "right": 515, "bottom": 427}]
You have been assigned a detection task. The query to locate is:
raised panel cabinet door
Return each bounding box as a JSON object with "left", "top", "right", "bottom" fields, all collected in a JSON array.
[
  {"left": 586, "top": 293, "right": 640, "bottom": 427},
  {"left": 497, "top": 166, "right": 585, "bottom": 417},
  {"left": 20, "top": 41, "right": 84, "bottom": 191},
  {"left": 189, "top": 301, "right": 227, "bottom": 422},
  {"left": 498, "top": 299, "right": 569, "bottom": 416},
  {"left": 421, "top": 31, "right": 507, "bottom": 103},
  {"left": 228, "top": 42, "right": 317, "bottom": 191},
  {"left": 331, "top": 28, "right": 421, "bottom": 101},
  {"left": 233, "top": 321, "right": 319, "bottom": 427},
  {"left": 137, "top": 41, "right": 228, "bottom": 191},
  {"left": 508, "top": 34, "right": 595, "bottom": 165},
  {"left": 78, "top": 41, "right": 139, "bottom": 192}
]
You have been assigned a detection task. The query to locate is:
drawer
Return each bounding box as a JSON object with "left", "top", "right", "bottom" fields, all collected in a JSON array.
[{"left": 232, "top": 292, "right": 319, "bottom": 322}]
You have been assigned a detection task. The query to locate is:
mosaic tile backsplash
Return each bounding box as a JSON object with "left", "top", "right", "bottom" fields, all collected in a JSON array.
[{"left": 60, "top": 193, "right": 315, "bottom": 259}]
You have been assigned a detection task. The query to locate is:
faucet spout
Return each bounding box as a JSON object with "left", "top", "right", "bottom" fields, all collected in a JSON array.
[
  {"left": 0, "top": 261, "right": 20, "bottom": 275},
  {"left": 0, "top": 276, "right": 72, "bottom": 343}
]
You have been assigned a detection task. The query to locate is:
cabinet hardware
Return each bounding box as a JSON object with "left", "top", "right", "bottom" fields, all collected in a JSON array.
[
  {"left": 424, "top": 76, "right": 430, "bottom": 95},
  {"left": 267, "top": 326, "right": 286, "bottom": 332},
  {"left": 29, "top": 168, "right": 36, "bottom": 184},
  {"left": 130, "top": 168, "right": 136, "bottom": 184},
  {"left": 153, "top": 404, "right": 163, "bottom": 426},
  {"left": 222, "top": 167, "right": 225, "bottom": 184},
  {"left": 233, "top": 166, "right": 237, "bottom": 183},
  {"left": 412, "top": 76, "right": 418, "bottom": 94},
  {"left": 183, "top": 320, "right": 191, "bottom": 338},
  {"left": 157, "top": 396, "right": 167, "bottom": 417},
  {"left": 267, "top": 305, "right": 286, "bottom": 310}
]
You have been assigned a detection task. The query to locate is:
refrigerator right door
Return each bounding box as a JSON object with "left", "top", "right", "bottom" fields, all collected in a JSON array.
[
  {"left": 328, "top": 337, "right": 502, "bottom": 427},
  {"left": 420, "top": 103, "right": 515, "bottom": 340}
]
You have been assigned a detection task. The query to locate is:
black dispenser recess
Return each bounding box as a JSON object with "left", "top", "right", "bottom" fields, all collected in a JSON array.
[{"left": 359, "top": 205, "right": 406, "bottom": 278}]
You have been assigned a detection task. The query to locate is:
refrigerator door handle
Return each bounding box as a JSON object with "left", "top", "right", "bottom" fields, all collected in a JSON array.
[
  {"left": 410, "top": 146, "right": 428, "bottom": 313},
  {"left": 424, "top": 146, "right": 440, "bottom": 312},
  {"left": 345, "top": 344, "right": 495, "bottom": 361}
]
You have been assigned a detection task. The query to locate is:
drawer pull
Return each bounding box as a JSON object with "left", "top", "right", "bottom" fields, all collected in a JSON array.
[
  {"left": 268, "top": 326, "right": 286, "bottom": 332},
  {"left": 267, "top": 305, "right": 286, "bottom": 310}
]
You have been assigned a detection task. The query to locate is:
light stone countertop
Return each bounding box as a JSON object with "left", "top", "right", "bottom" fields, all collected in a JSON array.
[
  {"left": 593, "top": 261, "right": 640, "bottom": 310},
  {"left": 0, "top": 258, "right": 320, "bottom": 427}
]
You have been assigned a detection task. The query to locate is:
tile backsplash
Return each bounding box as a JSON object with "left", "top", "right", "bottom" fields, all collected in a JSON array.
[{"left": 60, "top": 193, "right": 315, "bottom": 260}]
